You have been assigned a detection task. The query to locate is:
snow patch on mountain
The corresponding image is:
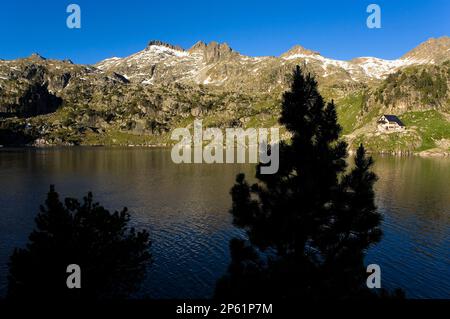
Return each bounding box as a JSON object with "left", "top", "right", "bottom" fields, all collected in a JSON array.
[
  {"left": 283, "top": 51, "right": 430, "bottom": 80},
  {"left": 144, "top": 45, "right": 189, "bottom": 58},
  {"left": 353, "top": 57, "right": 418, "bottom": 79}
]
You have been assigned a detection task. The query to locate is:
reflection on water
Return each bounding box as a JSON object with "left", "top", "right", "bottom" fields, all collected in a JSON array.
[
  {"left": 0, "top": 148, "right": 448, "bottom": 298},
  {"left": 367, "top": 156, "right": 450, "bottom": 299}
]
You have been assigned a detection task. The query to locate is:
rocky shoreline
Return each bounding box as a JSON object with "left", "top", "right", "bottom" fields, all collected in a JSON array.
[{"left": 2, "top": 142, "right": 449, "bottom": 158}]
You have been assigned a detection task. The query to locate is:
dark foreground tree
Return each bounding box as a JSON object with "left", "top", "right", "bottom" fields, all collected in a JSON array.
[
  {"left": 7, "top": 186, "right": 152, "bottom": 300},
  {"left": 216, "top": 66, "right": 388, "bottom": 299}
]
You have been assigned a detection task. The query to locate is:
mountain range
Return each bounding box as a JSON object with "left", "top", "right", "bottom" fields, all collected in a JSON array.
[
  {"left": 1, "top": 36, "right": 449, "bottom": 154},
  {"left": 96, "top": 37, "right": 449, "bottom": 85}
]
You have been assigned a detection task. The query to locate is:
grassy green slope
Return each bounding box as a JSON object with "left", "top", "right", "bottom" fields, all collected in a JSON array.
[
  {"left": 401, "top": 110, "right": 450, "bottom": 151},
  {"left": 335, "top": 92, "right": 365, "bottom": 134}
]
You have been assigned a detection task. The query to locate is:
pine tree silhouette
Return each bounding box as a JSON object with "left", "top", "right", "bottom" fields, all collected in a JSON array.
[
  {"left": 7, "top": 185, "right": 152, "bottom": 300},
  {"left": 216, "top": 66, "right": 386, "bottom": 299}
]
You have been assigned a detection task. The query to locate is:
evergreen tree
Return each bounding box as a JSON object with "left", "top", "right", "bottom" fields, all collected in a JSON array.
[
  {"left": 216, "top": 66, "right": 383, "bottom": 299},
  {"left": 7, "top": 185, "right": 152, "bottom": 300}
]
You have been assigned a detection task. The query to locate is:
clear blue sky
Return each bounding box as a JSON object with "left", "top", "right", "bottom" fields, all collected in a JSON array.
[{"left": 0, "top": 0, "right": 449, "bottom": 64}]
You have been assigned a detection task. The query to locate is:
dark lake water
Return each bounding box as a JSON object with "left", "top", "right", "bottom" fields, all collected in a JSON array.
[{"left": 0, "top": 147, "right": 448, "bottom": 299}]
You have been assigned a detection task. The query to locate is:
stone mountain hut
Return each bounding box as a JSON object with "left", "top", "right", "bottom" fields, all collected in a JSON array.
[{"left": 377, "top": 115, "right": 405, "bottom": 132}]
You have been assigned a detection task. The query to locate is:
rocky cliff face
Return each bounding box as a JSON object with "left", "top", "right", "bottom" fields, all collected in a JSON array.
[
  {"left": 0, "top": 54, "right": 129, "bottom": 116},
  {"left": 188, "top": 41, "right": 236, "bottom": 63}
]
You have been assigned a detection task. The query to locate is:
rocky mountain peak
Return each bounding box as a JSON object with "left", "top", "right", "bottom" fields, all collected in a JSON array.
[
  {"left": 189, "top": 41, "right": 235, "bottom": 63},
  {"left": 189, "top": 41, "right": 233, "bottom": 52},
  {"left": 281, "top": 45, "right": 321, "bottom": 59},
  {"left": 146, "top": 40, "right": 185, "bottom": 52},
  {"left": 401, "top": 36, "right": 450, "bottom": 64},
  {"left": 29, "top": 53, "right": 46, "bottom": 61},
  {"left": 188, "top": 41, "right": 207, "bottom": 52}
]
